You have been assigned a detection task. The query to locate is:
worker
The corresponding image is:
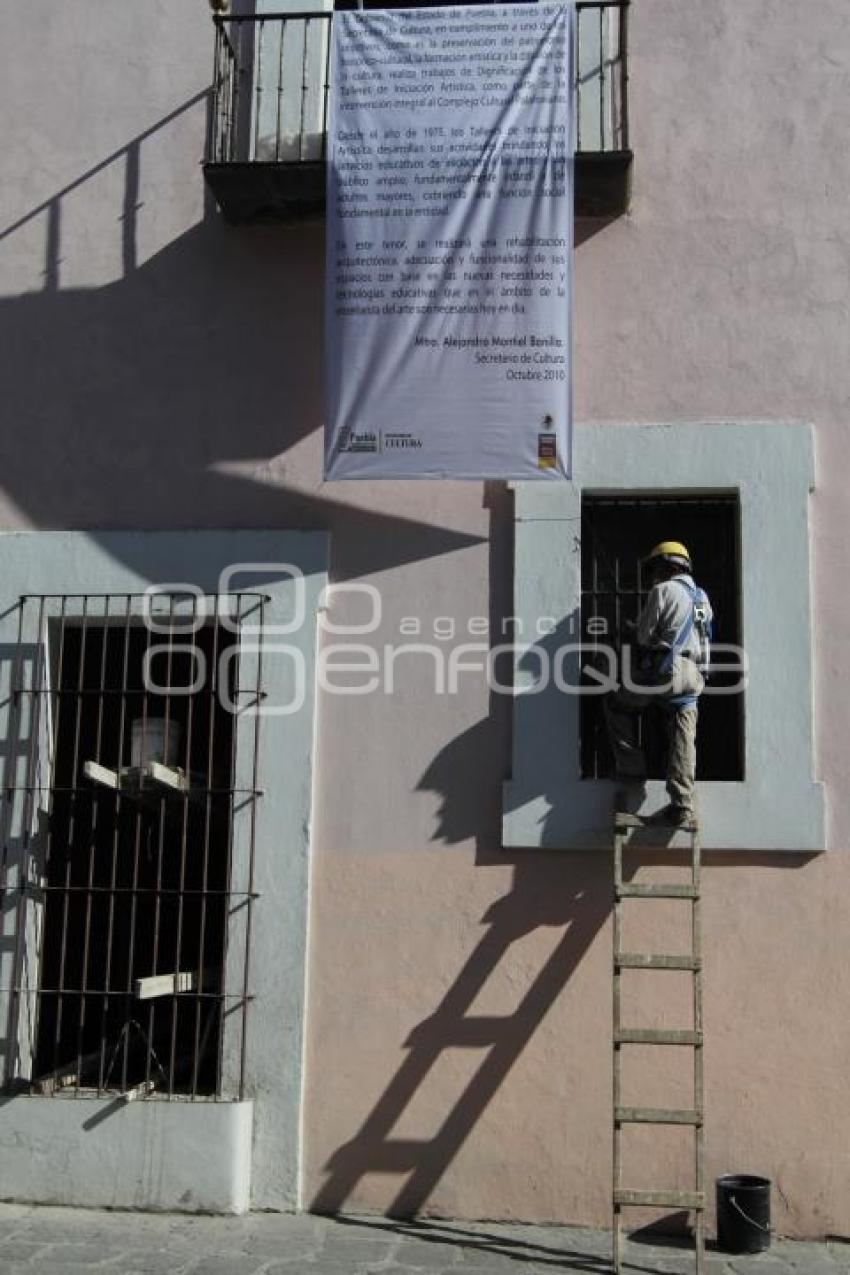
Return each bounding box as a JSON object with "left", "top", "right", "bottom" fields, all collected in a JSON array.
[{"left": 604, "top": 541, "right": 713, "bottom": 826}]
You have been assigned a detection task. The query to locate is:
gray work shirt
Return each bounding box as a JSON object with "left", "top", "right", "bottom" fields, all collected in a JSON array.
[{"left": 637, "top": 573, "right": 713, "bottom": 662}]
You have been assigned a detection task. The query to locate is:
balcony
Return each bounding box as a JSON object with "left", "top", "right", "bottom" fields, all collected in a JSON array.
[{"left": 203, "top": 2, "right": 631, "bottom": 225}]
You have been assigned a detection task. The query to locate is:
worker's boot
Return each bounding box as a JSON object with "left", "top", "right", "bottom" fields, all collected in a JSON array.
[{"left": 648, "top": 802, "right": 696, "bottom": 828}]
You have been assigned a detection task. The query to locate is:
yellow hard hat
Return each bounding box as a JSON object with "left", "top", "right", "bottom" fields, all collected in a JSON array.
[{"left": 646, "top": 540, "right": 692, "bottom": 570}]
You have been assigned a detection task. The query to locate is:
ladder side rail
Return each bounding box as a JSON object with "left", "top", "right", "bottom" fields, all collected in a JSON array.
[
  {"left": 692, "top": 826, "right": 705, "bottom": 1274},
  {"left": 612, "top": 817, "right": 706, "bottom": 1275},
  {"left": 613, "top": 828, "right": 624, "bottom": 1274}
]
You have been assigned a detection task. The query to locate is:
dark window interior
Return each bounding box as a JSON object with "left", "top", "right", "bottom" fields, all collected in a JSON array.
[
  {"left": 580, "top": 494, "right": 744, "bottom": 782},
  {"left": 34, "top": 622, "right": 234, "bottom": 1096}
]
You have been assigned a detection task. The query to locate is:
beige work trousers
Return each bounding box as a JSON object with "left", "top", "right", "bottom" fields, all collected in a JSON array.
[{"left": 603, "top": 655, "right": 704, "bottom": 811}]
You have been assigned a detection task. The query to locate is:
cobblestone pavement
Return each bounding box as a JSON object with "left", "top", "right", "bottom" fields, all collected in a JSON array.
[{"left": 0, "top": 1206, "right": 847, "bottom": 1275}]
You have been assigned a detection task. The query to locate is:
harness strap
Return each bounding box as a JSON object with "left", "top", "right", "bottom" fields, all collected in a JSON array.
[
  {"left": 657, "top": 579, "right": 699, "bottom": 676},
  {"left": 665, "top": 694, "right": 699, "bottom": 710}
]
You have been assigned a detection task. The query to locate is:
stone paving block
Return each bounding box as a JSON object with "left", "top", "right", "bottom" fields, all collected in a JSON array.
[
  {"left": 319, "top": 1238, "right": 397, "bottom": 1261},
  {"left": 783, "top": 1266, "right": 844, "bottom": 1275},
  {"left": 391, "top": 1238, "right": 463, "bottom": 1267},
  {"left": 365, "top": 1268, "right": 455, "bottom": 1275},
  {"left": 728, "top": 1259, "right": 796, "bottom": 1275},
  {"left": 36, "top": 1243, "right": 123, "bottom": 1267},
  {"left": 777, "top": 1241, "right": 837, "bottom": 1264},
  {"left": 0, "top": 1242, "right": 51, "bottom": 1263},
  {"left": 778, "top": 1243, "right": 840, "bottom": 1270},
  {"left": 102, "top": 1249, "right": 197, "bottom": 1272},
  {"left": 453, "top": 1265, "right": 571, "bottom": 1275},
  {"left": 267, "top": 1265, "right": 375, "bottom": 1275},
  {"left": 185, "top": 1259, "right": 267, "bottom": 1275},
  {"left": 238, "top": 1237, "right": 324, "bottom": 1262},
  {"left": 456, "top": 1250, "right": 549, "bottom": 1272}
]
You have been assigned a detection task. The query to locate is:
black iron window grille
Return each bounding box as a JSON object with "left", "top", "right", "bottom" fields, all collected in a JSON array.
[
  {"left": 0, "top": 592, "right": 266, "bottom": 1101},
  {"left": 580, "top": 495, "right": 744, "bottom": 782}
]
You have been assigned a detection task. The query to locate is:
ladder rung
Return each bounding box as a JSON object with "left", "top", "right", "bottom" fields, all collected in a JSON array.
[
  {"left": 615, "top": 953, "right": 700, "bottom": 971},
  {"left": 616, "top": 883, "right": 699, "bottom": 899},
  {"left": 614, "top": 813, "right": 698, "bottom": 832},
  {"left": 615, "top": 1029, "right": 702, "bottom": 1046},
  {"left": 615, "top": 1189, "right": 705, "bottom": 1209},
  {"left": 616, "top": 1106, "right": 702, "bottom": 1126}
]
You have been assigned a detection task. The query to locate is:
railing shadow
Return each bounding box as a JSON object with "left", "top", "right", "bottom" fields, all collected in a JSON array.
[{"left": 0, "top": 92, "right": 485, "bottom": 580}]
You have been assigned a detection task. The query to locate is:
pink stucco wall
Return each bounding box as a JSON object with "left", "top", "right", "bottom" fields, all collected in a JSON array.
[{"left": 2, "top": 0, "right": 849, "bottom": 1238}]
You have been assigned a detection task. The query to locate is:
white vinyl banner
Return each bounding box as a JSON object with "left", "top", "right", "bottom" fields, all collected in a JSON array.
[{"left": 324, "top": 3, "right": 573, "bottom": 480}]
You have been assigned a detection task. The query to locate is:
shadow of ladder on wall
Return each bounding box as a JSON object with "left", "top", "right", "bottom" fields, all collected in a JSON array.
[{"left": 613, "top": 812, "right": 705, "bottom": 1275}]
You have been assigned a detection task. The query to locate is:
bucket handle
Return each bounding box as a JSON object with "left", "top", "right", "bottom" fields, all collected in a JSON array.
[{"left": 730, "top": 1196, "right": 772, "bottom": 1236}]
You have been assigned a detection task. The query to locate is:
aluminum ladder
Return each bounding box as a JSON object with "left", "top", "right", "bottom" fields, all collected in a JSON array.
[{"left": 612, "top": 811, "right": 705, "bottom": 1274}]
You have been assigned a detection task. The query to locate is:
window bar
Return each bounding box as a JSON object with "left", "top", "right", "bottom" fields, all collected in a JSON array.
[
  {"left": 321, "top": 14, "right": 332, "bottom": 157},
  {"left": 219, "top": 23, "right": 231, "bottom": 164},
  {"left": 40, "top": 597, "right": 67, "bottom": 892},
  {"left": 253, "top": 18, "right": 266, "bottom": 162},
  {"left": 168, "top": 595, "right": 198, "bottom": 1097},
  {"left": 220, "top": 27, "right": 231, "bottom": 164},
  {"left": 218, "top": 19, "right": 235, "bottom": 165},
  {"left": 589, "top": 525, "right": 599, "bottom": 777},
  {"left": 299, "top": 18, "right": 310, "bottom": 163},
  {"left": 232, "top": 22, "right": 244, "bottom": 166},
  {"left": 1, "top": 600, "right": 26, "bottom": 889},
  {"left": 32, "top": 594, "right": 65, "bottom": 1091},
  {"left": 619, "top": 2, "right": 629, "bottom": 151},
  {"left": 73, "top": 595, "right": 111, "bottom": 1093},
  {"left": 574, "top": 7, "right": 582, "bottom": 153},
  {"left": 144, "top": 594, "right": 175, "bottom": 1095},
  {"left": 122, "top": 612, "right": 152, "bottom": 1092},
  {"left": 240, "top": 594, "right": 264, "bottom": 1101},
  {"left": 52, "top": 596, "right": 89, "bottom": 1079},
  {"left": 216, "top": 593, "right": 241, "bottom": 1098},
  {"left": 97, "top": 594, "right": 132, "bottom": 1093},
  {"left": 598, "top": 6, "right": 605, "bottom": 154},
  {"left": 275, "top": 18, "right": 287, "bottom": 162},
  {"left": 191, "top": 595, "right": 221, "bottom": 1097},
  {"left": 211, "top": 23, "right": 222, "bottom": 163},
  {"left": 6, "top": 597, "right": 43, "bottom": 1089}
]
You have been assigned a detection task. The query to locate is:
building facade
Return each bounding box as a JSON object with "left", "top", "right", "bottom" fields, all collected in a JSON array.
[{"left": 0, "top": 0, "right": 847, "bottom": 1238}]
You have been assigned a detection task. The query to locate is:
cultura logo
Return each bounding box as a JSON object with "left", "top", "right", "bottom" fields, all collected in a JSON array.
[{"left": 384, "top": 432, "right": 423, "bottom": 449}]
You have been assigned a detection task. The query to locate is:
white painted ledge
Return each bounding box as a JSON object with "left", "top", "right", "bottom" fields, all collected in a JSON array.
[{"left": 0, "top": 1096, "right": 253, "bottom": 1213}]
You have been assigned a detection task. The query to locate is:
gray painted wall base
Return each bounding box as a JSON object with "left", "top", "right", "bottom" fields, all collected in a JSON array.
[{"left": 0, "top": 1096, "right": 252, "bottom": 1213}]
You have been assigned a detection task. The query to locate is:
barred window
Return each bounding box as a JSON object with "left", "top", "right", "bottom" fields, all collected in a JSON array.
[{"left": 0, "top": 592, "right": 265, "bottom": 1101}]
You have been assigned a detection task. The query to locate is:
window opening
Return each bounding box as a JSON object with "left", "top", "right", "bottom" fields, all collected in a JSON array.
[{"left": 580, "top": 495, "right": 743, "bottom": 782}]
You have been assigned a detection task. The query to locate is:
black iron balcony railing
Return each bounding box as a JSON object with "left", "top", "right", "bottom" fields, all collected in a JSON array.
[{"left": 204, "top": 2, "right": 631, "bottom": 224}]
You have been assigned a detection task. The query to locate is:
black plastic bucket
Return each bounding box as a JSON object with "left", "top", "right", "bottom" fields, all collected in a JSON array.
[{"left": 716, "top": 1175, "right": 771, "bottom": 1253}]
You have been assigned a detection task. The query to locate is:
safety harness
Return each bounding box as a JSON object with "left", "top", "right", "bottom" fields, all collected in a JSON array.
[{"left": 657, "top": 578, "right": 712, "bottom": 710}]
